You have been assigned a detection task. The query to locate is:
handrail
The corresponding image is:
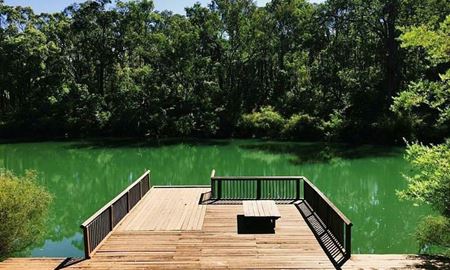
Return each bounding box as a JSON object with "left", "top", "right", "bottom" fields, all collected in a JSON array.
[
  {"left": 80, "top": 170, "right": 151, "bottom": 258},
  {"left": 81, "top": 171, "right": 150, "bottom": 227},
  {"left": 212, "top": 176, "right": 303, "bottom": 180},
  {"left": 210, "top": 171, "right": 302, "bottom": 200},
  {"left": 302, "top": 177, "right": 352, "bottom": 226}
]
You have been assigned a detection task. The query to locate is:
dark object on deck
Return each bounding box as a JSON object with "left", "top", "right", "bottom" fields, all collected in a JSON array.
[{"left": 237, "top": 215, "right": 276, "bottom": 234}]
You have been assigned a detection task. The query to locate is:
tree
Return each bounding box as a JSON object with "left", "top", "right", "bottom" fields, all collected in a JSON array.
[
  {"left": 0, "top": 170, "right": 52, "bottom": 259},
  {"left": 392, "top": 15, "right": 450, "bottom": 141},
  {"left": 0, "top": 0, "right": 448, "bottom": 143}
]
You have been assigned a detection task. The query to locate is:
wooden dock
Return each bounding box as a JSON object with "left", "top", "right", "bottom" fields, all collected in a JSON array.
[
  {"left": 1, "top": 171, "right": 449, "bottom": 269},
  {"left": 72, "top": 186, "right": 335, "bottom": 269}
]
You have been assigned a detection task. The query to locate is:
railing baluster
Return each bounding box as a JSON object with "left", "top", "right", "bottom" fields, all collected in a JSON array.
[
  {"left": 217, "top": 179, "right": 222, "bottom": 200},
  {"left": 256, "top": 179, "right": 261, "bottom": 199}
]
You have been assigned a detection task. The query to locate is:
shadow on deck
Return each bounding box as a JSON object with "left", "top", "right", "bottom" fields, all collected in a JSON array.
[{"left": 296, "top": 200, "right": 348, "bottom": 268}]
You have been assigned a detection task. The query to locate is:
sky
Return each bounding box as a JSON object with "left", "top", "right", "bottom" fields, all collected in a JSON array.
[{"left": 4, "top": 0, "right": 322, "bottom": 15}]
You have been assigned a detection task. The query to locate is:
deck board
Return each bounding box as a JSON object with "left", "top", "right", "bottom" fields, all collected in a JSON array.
[{"left": 0, "top": 258, "right": 65, "bottom": 270}]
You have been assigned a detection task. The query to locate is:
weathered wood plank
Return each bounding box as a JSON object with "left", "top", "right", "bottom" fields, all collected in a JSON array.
[
  {"left": 243, "top": 200, "right": 280, "bottom": 218},
  {"left": 117, "top": 187, "right": 208, "bottom": 231}
]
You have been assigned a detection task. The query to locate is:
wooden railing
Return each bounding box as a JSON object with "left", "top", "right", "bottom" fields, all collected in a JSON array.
[
  {"left": 210, "top": 170, "right": 302, "bottom": 200},
  {"left": 80, "top": 170, "right": 151, "bottom": 259},
  {"left": 210, "top": 170, "right": 352, "bottom": 257},
  {"left": 303, "top": 177, "right": 352, "bottom": 259}
]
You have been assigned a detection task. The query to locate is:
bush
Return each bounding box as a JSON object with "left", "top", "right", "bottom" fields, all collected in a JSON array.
[
  {"left": 0, "top": 170, "right": 52, "bottom": 259},
  {"left": 322, "top": 111, "right": 346, "bottom": 141},
  {"left": 239, "top": 106, "right": 286, "bottom": 138},
  {"left": 283, "top": 114, "right": 323, "bottom": 140},
  {"left": 415, "top": 215, "right": 450, "bottom": 256}
]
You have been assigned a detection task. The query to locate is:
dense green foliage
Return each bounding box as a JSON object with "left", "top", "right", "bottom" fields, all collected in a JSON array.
[
  {"left": 239, "top": 106, "right": 286, "bottom": 138},
  {"left": 392, "top": 15, "right": 450, "bottom": 142},
  {"left": 0, "top": 0, "right": 449, "bottom": 143},
  {"left": 398, "top": 141, "right": 450, "bottom": 256},
  {"left": 0, "top": 170, "right": 52, "bottom": 259},
  {"left": 398, "top": 141, "right": 450, "bottom": 215},
  {"left": 396, "top": 13, "right": 450, "bottom": 257}
]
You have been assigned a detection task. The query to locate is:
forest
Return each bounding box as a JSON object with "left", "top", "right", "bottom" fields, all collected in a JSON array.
[{"left": 0, "top": 0, "right": 449, "bottom": 144}]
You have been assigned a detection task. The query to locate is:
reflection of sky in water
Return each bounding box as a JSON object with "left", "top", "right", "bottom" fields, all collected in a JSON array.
[
  {"left": 0, "top": 139, "right": 433, "bottom": 257},
  {"left": 31, "top": 233, "right": 83, "bottom": 257}
]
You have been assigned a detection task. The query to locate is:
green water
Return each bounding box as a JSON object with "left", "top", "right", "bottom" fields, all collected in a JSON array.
[{"left": 0, "top": 139, "right": 431, "bottom": 257}]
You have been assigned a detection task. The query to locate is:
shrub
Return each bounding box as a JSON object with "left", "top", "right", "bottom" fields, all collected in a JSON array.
[
  {"left": 321, "top": 111, "right": 346, "bottom": 141},
  {"left": 415, "top": 215, "right": 450, "bottom": 256},
  {"left": 283, "top": 113, "right": 323, "bottom": 140},
  {"left": 239, "top": 106, "right": 286, "bottom": 138},
  {"left": 0, "top": 170, "right": 52, "bottom": 259}
]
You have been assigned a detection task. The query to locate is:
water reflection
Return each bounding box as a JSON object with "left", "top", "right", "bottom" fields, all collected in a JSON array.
[{"left": 0, "top": 139, "right": 431, "bottom": 257}]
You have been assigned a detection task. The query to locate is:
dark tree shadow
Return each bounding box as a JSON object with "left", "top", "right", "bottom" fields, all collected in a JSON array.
[
  {"left": 296, "top": 200, "right": 348, "bottom": 269},
  {"left": 67, "top": 137, "right": 231, "bottom": 149},
  {"left": 239, "top": 142, "right": 402, "bottom": 164},
  {"left": 411, "top": 255, "right": 450, "bottom": 269},
  {"left": 0, "top": 137, "right": 72, "bottom": 145}
]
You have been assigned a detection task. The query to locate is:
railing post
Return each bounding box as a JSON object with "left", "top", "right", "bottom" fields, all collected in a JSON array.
[
  {"left": 210, "top": 169, "right": 216, "bottom": 199},
  {"left": 346, "top": 223, "right": 352, "bottom": 258},
  {"left": 256, "top": 179, "right": 261, "bottom": 199},
  {"left": 127, "top": 191, "right": 131, "bottom": 211},
  {"left": 148, "top": 173, "right": 151, "bottom": 191},
  {"left": 82, "top": 225, "right": 91, "bottom": 259},
  {"left": 110, "top": 206, "right": 114, "bottom": 230},
  {"left": 217, "top": 179, "right": 222, "bottom": 200},
  {"left": 295, "top": 178, "right": 300, "bottom": 200}
]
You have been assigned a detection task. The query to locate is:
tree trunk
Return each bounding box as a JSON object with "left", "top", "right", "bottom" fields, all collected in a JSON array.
[{"left": 384, "top": 0, "right": 400, "bottom": 102}]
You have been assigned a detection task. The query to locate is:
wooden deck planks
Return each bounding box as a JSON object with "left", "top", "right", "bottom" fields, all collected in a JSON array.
[
  {"left": 117, "top": 187, "right": 208, "bottom": 231},
  {"left": 0, "top": 258, "right": 65, "bottom": 270},
  {"left": 2, "top": 255, "right": 447, "bottom": 270},
  {"left": 64, "top": 199, "right": 336, "bottom": 269}
]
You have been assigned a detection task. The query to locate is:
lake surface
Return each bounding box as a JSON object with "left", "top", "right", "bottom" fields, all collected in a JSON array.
[{"left": 0, "top": 139, "right": 431, "bottom": 257}]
